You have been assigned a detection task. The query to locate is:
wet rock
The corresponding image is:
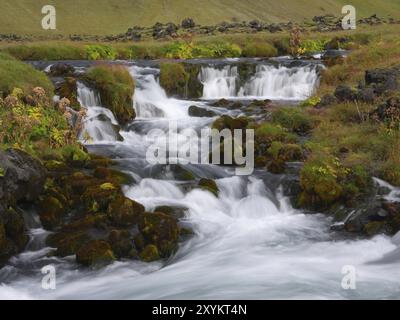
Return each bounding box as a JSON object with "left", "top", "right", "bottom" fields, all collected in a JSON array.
[
  {"left": 188, "top": 105, "right": 217, "bottom": 117},
  {"left": 138, "top": 212, "right": 179, "bottom": 257},
  {"left": 37, "top": 195, "right": 67, "bottom": 230},
  {"left": 154, "top": 206, "right": 187, "bottom": 219},
  {"left": 140, "top": 244, "right": 160, "bottom": 262},
  {"left": 49, "top": 63, "right": 75, "bottom": 77},
  {"left": 108, "top": 230, "right": 136, "bottom": 259},
  {"left": 47, "top": 231, "right": 91, "bottom": 257},
  {"left": 169, "top": 164, "right": 195, "bottom": 181},
  {"left": 76, "top": 240, "right": 115, "bottom": 266},
  {"left": 58, "top": 77, "right": 80, "bottom": 110},
  {"left": 107, "top": 195, "right": 145, "bottom": 227},
  {"left": 198, "top": 178, "right": 219, "bottom": 196},
  {"left": 0, "top": 148, "right": 46, "bottom": 205},
  {"left": 212, "top": 115, "right": 249, "bottom": 131}
]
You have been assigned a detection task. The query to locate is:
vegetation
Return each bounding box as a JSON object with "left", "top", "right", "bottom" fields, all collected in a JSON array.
[
  {"left": 2, "top": 0, "right": 400, "bottom": 35},
  {"left": 0, "top": 53, "right": 53, "bottom": 96},
  {"left": 84, "top": 65, "right": 135, "bottom": 125}
]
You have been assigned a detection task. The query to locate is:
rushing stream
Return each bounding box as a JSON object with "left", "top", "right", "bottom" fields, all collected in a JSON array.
[{"left": 1, "top": 58, "right": 400, "bottom": 299}]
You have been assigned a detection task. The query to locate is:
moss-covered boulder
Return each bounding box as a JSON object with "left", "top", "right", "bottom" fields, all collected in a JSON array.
[
  {"left": 37, "top": 196, "right": 67, "bottom": 230},
  {"left": 85, "top": 65, "right": 135, "bottom": 125},
  {"left": 93, "top": 167, "right": 134, "bottom": 185},
  {"left": 138, "top": 212, "right": 179, "bottom": 258},
  {"left": 198, "top": 178, "right": 219, "bottom": 196},
  {"left": 159, "top": 62, "right": 189, "bottom": 97},
  {"left": 76, "top": 240, "right": 115, "bottom": 266},
  {"left": 47, "top": 231, "right": 91, "bottom": 257},
  {"left": 58, "top": 77, "right": 80, "bottom": 110},
  {"left": 107, "top": 195, "right": 145, "bottom": 227},
  {"left": 108, "top": 230, "right": 136, "bottom": 259},
  {"left": 212, "top": 115, "right": 249, "bottom": 132},
  {"left": 140, "top": 244, "right": 160, "bottom": 262}
]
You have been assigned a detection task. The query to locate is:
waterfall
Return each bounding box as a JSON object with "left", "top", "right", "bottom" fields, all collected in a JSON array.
[
  {"left": 77, "top": 82, "right": 122, "bottom": 143},
  {"left": 199, "top": 64, "right": 319, "bottom": 100},
  {"left": 130, "top": 66, "right": 190, "bottom": 119},
  {"left": 199, "top": 66, "right": 238, "bottom": 99}
]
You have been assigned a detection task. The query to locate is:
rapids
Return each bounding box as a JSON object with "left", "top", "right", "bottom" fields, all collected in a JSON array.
[{"left": 1, "top": 58, "right": 400, "bottom": 299}]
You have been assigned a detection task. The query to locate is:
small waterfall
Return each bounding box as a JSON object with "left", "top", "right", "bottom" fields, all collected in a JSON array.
[
  {"left": 199, "top": 66, "right": 238, "bottom": 99},
  {"left": 239, "top": 65, "right": 319, "bottom": 100},
  {"left": 199, "top": 64, "right": 319, "bottom": 100},
  {"left": 130, "top": 66, "right": 190, "bottom": 119},
  {"left": 77, "top": 82, "right": 122, "bottom": 143}
]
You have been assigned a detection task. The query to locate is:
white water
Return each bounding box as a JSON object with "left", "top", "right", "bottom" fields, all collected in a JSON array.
[
  {"left": 1, "top": 60, "right": 400, "bottom": 300},
  {"left": 200, "top": 64, "right": 319, "bottom": 100},
  {"left": 77, "top": 82, "right": 122, "bottom": 143}
]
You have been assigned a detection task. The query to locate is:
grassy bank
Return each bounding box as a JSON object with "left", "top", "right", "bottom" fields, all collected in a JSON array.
[{"left": 1, "top": 24, "right": 399, "bottom": 61}]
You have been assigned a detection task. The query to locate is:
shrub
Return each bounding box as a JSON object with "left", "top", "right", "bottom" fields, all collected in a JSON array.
[
  {"left": 242, "top": 42, "right": 278, "bottom": 57},
  {"left": 85, "top": 45, "right": 117, "bottom": 60}
]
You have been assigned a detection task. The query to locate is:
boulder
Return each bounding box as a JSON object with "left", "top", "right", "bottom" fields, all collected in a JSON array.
[
  {"left": 198, "top": 178, "right": 219, "bottom": 196},
  {"left": 365, "top": 67, "right": 399, "bottom": 95},
  {"left": 181, "top": 18, "right": 195, "bottom": 29},
  {"left": 76, "top": 240, "right": 115, "bottom": 266},
  {"left": 49, "top": 63, "right": 75, "bottom": 77},
  {"left": 0, "top": 148, "right": 46, "bottom": 205},
  {"left": 334, "top": 84, "right": 357, "bottom": 102},
  {"left": 188, "top": 105, "right": 217, "bottom": 117}
]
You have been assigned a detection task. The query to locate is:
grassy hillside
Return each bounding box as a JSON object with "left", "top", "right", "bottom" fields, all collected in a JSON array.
[{"left": 1, "top": 0, "right": 400, "bottom": 36}]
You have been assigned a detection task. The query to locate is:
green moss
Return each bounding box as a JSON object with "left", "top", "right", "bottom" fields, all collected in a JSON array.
[
  {"left": 299, "top": 96, "right": 321, "bottom": 108},
  {"left": 159, "top": 62, "right": 189, "bottom": 97},
  {"left": 0, "top": 53, "right": 54, "bottom": 96},
  {"left": 47, "top": 231, "right": 91, "bottom": 257},
  {"left": 107, "top": 195, "right": 145, "bottom": 227},
  {"left": 299, "top": 154, "right": 346, "bottom": 209},
  {"left": 76, "top": 240, "right": 115, "bottom": 266},
  {"left": 85, "top": 44, "right": 117, "bottom": 60},
  {"left": 198, "top": 178, "right": 219, "bottom": 196},
  {"left": 140, "top": 244, "right": 160, "bottom": 262},
  {"left": 138, "top": 212, "right": 179, "bottom": 258},
  {"left": 37, "top": 196, "right": 66, "bottom": 230},
  {"left": 242, "top": 42, "right": 278, "bottom": 57},
  {"left": 85, "top": 65, "right": 135, "bottom": 125},
  {"left": 272, "top": 107, "right": 313, "bottom": 134}
]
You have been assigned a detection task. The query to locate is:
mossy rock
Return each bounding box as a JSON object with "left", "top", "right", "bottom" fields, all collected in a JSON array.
[
  {"left": 267, "top": 159, "right": 286, "bottom": 174},
  {"left": 62, "top": 213, "right": 108, "bottom": 232},
  {"left": 140, "top": 244, "right": 160, "bottom": 262},
  {"left": 81, "top": 183, "right": 121, "bottom": 212},
  {"left": 58, "top": 77, "right": 80, "bottom": 110},
  {"left": 198, "top": 178, "right": 219, "bottom": 196},
  {"left": 159, "top": 62, "right": 189, "bottom": 97},
  {"left": 2, "top": 207, "right": 29, "bottom": 251},
  {"left": 138, "top": 212, "right": 179, "bottom": 258},
  {"left": 184, "top": 64, "right": 203, "bottom": 99},
  {"left": 44, "top": 160, "right": 69, "bottom": 172},
  {"left": 212, "top": 115, "right": 249, "bottom": 131},
  {"left": 170, "top": 164, "right": 195, "bottom": 181},
  {"left": 76, "top": 240, "right": 115, "bottom": 266},
  {"left": 47, "top": 231, "right": 91, "bottom": 257},
  {"left": 108, "top": 229, "right": 136, "bottom": 259},
  {"left": 0, "top": 223, "right": 8, "bottom": 253},
  {"left": 37, "top": 196, "right": 67, "bottom": 230},
  {"left": 85, "top": 65, "right": 135, "bottom": 126},
  {"left": 93, "top": 167, "right": 134, "bottom": 185},
  {"left": 107, "top": 194, "right": 145, "bottom": 227},
  {"left": 278, "top": 144, "right": 303, "bottom": 162},
  {"left": 364, "top": 221, "right": 385, "bottom": 237},
  {"left": 154, "top": 205, "right": 187, "bottom": 219}
]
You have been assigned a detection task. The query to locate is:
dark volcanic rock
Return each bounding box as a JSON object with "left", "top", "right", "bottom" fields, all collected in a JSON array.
[
  {"left": 334, "top": 84, "right": 357, "bottom": 102},
  {"left": 181, "top": 18, "right": 196, "bottom": 29},
  {"left": 49, "top": 63, "right": 75, "bottom": 77},
  {"left": 188, "top": 105, "right": 217, "bottom": 117},
  {"left": 365, "top": 67, "right": 399, "bottom": 95},
  {"left": 0, "top": 149, "right": 46, "bottom": 205}
]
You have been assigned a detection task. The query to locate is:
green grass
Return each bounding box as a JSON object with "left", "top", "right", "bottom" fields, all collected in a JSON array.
[
  {"left": 1, "top": 0, "right": 400, "bottom": 36},
  {"left": 0, "top": 53, "right": 54, "bottom": 95}
]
